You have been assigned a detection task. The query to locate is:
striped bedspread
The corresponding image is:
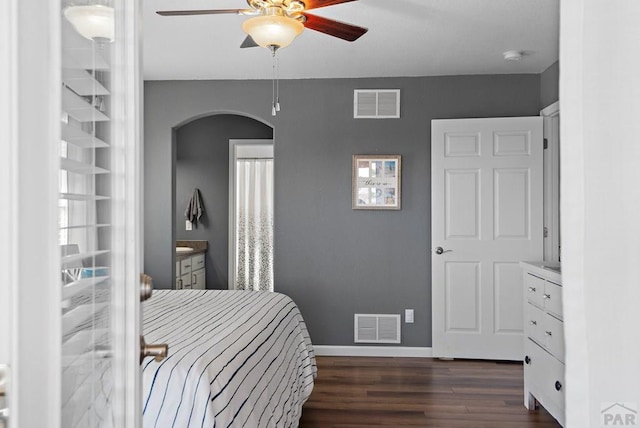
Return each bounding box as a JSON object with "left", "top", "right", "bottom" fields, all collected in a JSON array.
[{"left": 142, "top": 290, "right": 316, "bottom": 428}]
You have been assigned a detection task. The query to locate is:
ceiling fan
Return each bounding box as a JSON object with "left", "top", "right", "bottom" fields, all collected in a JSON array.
[{"left": 156, "top": 0, "right": 368, "bottom": 51}]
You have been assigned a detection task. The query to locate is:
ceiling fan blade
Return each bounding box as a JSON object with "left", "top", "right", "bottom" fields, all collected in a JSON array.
[
  {"left": 301, "top": 0, "right": 358, "bottom": 10},
  {"left": 240, "top": 35, "right": 259, "bottom": 49},
  {"left": 156, "top": 9, "right": 248, "bottom": 16},
  {"left": 301, "top": 13, "right": 368, "bottom": 42}
]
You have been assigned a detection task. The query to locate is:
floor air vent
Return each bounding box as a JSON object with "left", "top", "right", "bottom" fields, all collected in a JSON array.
[
  {"left": 353, "top": 89, "right": 400, "bottom": 119},
  {"left": 354, "top": 314, "right": 401, "bottom": 344}
]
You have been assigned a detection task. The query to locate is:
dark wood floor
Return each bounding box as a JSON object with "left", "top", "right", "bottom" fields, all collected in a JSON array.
[{"left": 299, "top": 356, "right": 561, "bottom": 428}]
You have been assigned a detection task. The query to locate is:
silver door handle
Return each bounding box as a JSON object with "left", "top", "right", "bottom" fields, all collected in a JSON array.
[
  {"left": 140, "top": 273, "right": 153, "bottom": 302},
  {"left": 434, "top": 246, "right": 452, "bottom": 255},
  {"left": 140, "top": 336, "right": 168, "bottom": 364}
]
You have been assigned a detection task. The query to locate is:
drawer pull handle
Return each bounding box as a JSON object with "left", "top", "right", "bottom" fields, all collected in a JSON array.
[
  {"left": 529, "top": 320, "right": 537, "bottom": 326},
  {"left": 545, "top": 331, "right": 553, "bottom": 336},
  {"left": 543, "top": 293, "right": 551, "bottom": 299},
  {"left": 524, "top": 355, "right": 531, "bottom": 364},
  {"left": 528, "top": 287, "right": 536, "bottom": 292},
  {"left": 555, "top": 380, "right": 562, "bottom": 391}
]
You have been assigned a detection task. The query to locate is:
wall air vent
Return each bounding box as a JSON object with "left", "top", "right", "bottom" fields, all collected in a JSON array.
[
  {"left": 354, "top": 314, "right": 401, "bottom": 344},
  {"left": 353, "top": 89, "right": 401, "bottom": 119}
]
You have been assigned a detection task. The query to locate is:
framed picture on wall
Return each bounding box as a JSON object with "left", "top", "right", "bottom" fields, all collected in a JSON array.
[{"left": 352, "top": 155, "right": 401, "bottom": 210}]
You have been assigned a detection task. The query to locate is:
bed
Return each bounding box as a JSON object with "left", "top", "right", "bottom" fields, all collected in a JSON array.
[{"left": 142, "top": 290, "right": 316, "bottom": 428}]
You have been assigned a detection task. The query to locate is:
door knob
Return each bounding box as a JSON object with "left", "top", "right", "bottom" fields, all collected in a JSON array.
[
  {"left": 434, "top": 246, "right": 452, "bottom": 255},
  {"left": 140, "top": 273, "right": 153, "bottom": 302},
  {"left": 140, "top": 336, "right": 168, "bottom": 364}
]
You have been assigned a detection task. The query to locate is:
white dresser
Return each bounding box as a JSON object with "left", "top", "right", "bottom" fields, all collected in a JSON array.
[
  {"left": 521, "top": 262, "right": 564, "bottom": 426},
  {"left": 176, "top": 252, "right": 206, "bottom": 290}
]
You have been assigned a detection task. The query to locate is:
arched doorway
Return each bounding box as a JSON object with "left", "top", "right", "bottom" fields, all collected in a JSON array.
[{"left": 173, "top": 114, "right": 273, "bottom": 290}]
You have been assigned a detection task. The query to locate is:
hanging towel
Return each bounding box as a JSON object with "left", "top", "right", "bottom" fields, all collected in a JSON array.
[{"left": 184, "top": 188, "right": 204, "bottom": 225}]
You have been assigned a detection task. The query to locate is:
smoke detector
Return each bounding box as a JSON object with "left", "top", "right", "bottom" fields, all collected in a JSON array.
[{"left": 503, "top": 50, "right": 523, "bottom": 61}]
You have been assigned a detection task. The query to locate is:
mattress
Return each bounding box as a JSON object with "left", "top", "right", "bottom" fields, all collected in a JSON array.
[{"left": 142, "top": 290, "right": 316, "bottom": 428}]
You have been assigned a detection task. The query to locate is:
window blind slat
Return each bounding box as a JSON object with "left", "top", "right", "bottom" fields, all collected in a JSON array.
[
  {"left": 60, "top": 157, "right": 109, "bottom": 175},
  {"left": 59, "top": 224, "right": 110, "bottom": 230},
  {"left": 61, "top": 250, "right": 110, "bottom": 267},
  {"left": 60, "top": 193, "right": 109, "bottom": 201},
  {"left": 62, "top": 69, "right": 110, "bottom": 97},
  {"left": 62, "top": 86, "right": 109, "bottom": 123},
  {"left": 61, "top": 121, "right": 109, "bottom": 149}
]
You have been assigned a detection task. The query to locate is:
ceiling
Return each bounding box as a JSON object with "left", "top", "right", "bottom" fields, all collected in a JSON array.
[{"left": 143, "top": 0, "right": 559, "bottom": 81}]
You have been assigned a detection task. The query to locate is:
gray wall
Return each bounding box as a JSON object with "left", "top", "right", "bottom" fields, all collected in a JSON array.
[
  {"left": 144, "top": 74, "right": 542, "bottom": 347},
  {"left": 540, "top": 61, "right": 559, "bottom": 108},
  {"left": 175, "top": 115, "right": 273, "bottom": 289}
]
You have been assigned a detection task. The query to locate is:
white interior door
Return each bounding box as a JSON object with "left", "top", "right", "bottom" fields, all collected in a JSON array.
[
  {"left": 0, "top": 1, "right": 144, "bottom": 427},
  {"left": 431, "top": 117, "right": 543, "bottom": 360}
]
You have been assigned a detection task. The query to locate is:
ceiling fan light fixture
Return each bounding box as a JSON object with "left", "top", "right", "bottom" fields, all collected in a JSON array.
[
  {"left": 242, "top": 15, "right": 304, "bottom": 50},
  {"left": 64, "top": 4, "right": 115, "bottom": 42}
]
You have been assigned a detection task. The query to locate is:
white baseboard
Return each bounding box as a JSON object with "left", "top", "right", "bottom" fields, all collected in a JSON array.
[{"left": 314, "top": 345, "right": 433, "bottom": 358}]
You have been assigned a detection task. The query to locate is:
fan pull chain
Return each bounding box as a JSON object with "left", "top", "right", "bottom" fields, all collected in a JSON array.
[
  {"left": 275, "top": 55, "right": 281, "bottom": 112},
  {"left": 271, "top": 47, "right": 277, "bottom": 116}
]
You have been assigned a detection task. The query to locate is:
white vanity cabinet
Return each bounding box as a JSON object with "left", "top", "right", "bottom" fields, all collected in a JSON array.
[
  {"left": 521, "top": 262, "right": 564, "bottom": 427},
  {"left": 176, "top": 252, "right": 206, "bottom": 290},
  {"left": 190, "top": 253, "right": 205, "bottom": 290}
]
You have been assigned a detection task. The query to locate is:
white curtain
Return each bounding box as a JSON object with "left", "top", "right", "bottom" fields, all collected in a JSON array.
[{"left": 235, "top": 158, "right": 274, "bottom": 291}]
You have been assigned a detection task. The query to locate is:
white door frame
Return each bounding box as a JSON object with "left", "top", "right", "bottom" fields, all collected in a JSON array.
[
  {"left": 228, "top": 139, "right": 274, "bottom": 289},
  {"left": 0, "top": 0, "right": 17, "bottom": 420},
  {"left": 541, "top": 101, "right": 560, "bottom": 263},
  {"left": 0, "top": 1, "right": 62, "bottom": 426},
  {"left": 112, "top": 0, "right": 144, "bottom": 425}
]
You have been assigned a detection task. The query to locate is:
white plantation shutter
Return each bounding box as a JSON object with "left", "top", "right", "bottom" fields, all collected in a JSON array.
[{"left": 60, "top": 16, "right": 115, "bottom": 427}]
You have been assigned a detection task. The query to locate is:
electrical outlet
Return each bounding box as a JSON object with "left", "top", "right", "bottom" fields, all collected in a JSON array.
[
  {"left": 405, "top": 309, "right": 414, "bottom": 324},
  {"left": 185, "top": 220, "right": 192, "bottom": 231}
]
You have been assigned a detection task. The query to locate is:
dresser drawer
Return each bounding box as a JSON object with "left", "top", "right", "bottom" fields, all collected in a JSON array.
[
  {"left": 525, "top": 273, "right": 545, "bottom": 307},
  {"left": 524, "top": 339, "right": 565, "bottom": 422},
  {"left": 525, "top": 303, "right": 546, "bottom": 345},
  {"left": 192, "top": 253, "right": 205, "bottom": 270},
  {"left": 543, "top": 313, "right": 565, "bottom": 362},
  {"left": 544, "top": 281, "right": 563, "bottom": 319},
  {"left": 180, "top": 257, "right": 193, "bottom": 274}
]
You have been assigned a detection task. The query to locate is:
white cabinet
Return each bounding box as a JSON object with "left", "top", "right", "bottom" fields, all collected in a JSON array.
[
  {"left": 521, "top": 262, "right": 564, "bottom": 426},
  {"left": 190, "top": 254, "right": 205, "bottom": 290},
  {"left": 176, "top": 252, "right": 206, "bottom": 290},
  {"left": 192, "top": 268, "right": 206, "bottom": 290}
]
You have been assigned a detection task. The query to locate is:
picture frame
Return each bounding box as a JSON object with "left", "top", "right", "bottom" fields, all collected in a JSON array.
[{"left": 352, "top": 155, "right": 401, "bottom": 210}]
